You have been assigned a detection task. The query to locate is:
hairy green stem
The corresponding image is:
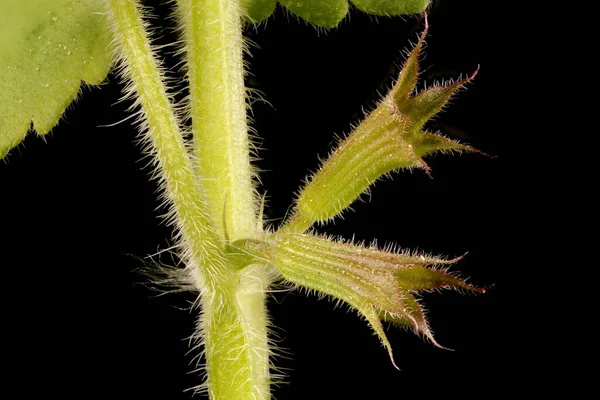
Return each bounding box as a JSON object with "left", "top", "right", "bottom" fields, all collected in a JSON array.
[
  {"left": 201, "top": 265, "right": 272, "bottom": 400},
  {"left": 108, "top": 1, "right": 272, "bottom": 399},
  {"left": 181, "top": 0, "right": 258, "bottom": 241},
  {"left": 105, "top": 0, "right": 228, "bottom": 287},
  {"left": 179, "top": 1, "right": 272, "bottom": 399}
]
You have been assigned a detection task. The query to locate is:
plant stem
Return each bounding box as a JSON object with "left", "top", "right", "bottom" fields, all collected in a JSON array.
[
  {"left": 201, "top": 265, "right": 272, "bottom": 400},
  {"left": 181, "top": 0, "right": 258, "bottom": 241},
  {"left": 180, "top": 1, "right": 272, "bottom": 399},
  {"left": 108, "top": 1, "right": 272, "bottom": 399},
  {"left": 105, "top": 0, "right": 228, "bottom": 287}
]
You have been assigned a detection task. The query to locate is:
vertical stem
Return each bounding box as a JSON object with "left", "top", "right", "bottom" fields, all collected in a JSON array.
[
  {"left": 179, "top": 2, "right": 272, "bottom": 399},
  {"left": 181, "top": 0, "right": 258, "bottom": 241},
  {"left": 202, "top": 265, "right": 271, "bottom": 400},
  {"left": 108, "top": 1, "right": 272, "bottom": 399}
]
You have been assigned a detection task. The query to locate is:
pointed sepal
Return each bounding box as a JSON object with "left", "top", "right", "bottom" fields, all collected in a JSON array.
[
  {"left": 393, "top": 255, "right": 485, "bottom": 292},
  {"left": 391, "top": 18, "right": 427, "bottom": 102},
  {"left": 379, "top": 291, "right": 446, "bottom": 350},
  {"left": 396, "top": 66, "right": 479, "bottom": 134},
  {"left": 410, "top": 130, "right": 476, "bottom": 157}
]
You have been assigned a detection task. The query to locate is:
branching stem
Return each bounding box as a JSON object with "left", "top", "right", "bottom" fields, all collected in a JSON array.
[{"left": 106, "top": 1, "right": 271, "bottom": 399}]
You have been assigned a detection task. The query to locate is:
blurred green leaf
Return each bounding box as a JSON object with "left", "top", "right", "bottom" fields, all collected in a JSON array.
[
  {"left": 0, "top": 0, "right": 112, "bottom": 158},
  {"left": 352, "top": 0, "right": 430, "bottom": 16},
  {"left": 242, "top": 0, "right": 429, "bottom": 27}
]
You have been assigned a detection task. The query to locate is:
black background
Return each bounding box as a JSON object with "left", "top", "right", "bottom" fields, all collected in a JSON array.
[{"left": 1, "top": 1, "right": 561, "bottom": 399}]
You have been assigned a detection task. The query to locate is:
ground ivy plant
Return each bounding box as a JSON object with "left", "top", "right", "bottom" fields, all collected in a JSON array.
[{"left": 0, "top": 1, "right": 486, "bottom": 399}]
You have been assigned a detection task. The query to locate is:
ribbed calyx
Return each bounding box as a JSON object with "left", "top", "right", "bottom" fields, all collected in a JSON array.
[
  {"left": 284, "top": 21, "right": 480, "bottom": 233},
  {"left": 232, "top": 233, "right": 484, "bottom": 367}
]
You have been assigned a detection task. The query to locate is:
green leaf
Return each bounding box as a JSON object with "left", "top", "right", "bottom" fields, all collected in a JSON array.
[
  {"left": 280, "top": 0, "right": 348, "bottom": 28},
  {"left": 242, "top": 0, "right": 430, "bottom": 27},
  {"left": 0, "top": 0, "right": 112, "bottom": 158},
  {"left": 351, "top": 0, "right": 430, "bottom": 16},
  {"left": 241, "top": 0, "right": 278, "bottom": 24}
]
